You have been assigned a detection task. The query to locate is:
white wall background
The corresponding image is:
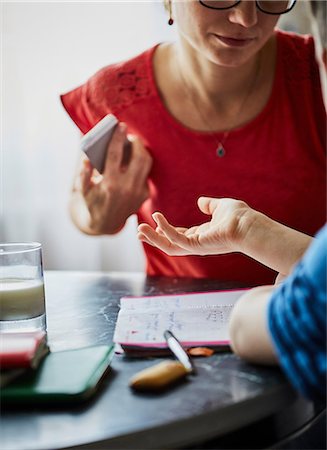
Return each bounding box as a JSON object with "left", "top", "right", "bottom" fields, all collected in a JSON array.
[
  {"left": 1, "top": 1, "right": 309, "bottom": 272},
  {"left": 2, "top": 1, "right": 176, "bottom": 271}
]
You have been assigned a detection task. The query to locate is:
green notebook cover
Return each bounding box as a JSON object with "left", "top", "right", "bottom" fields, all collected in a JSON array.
[{"left": 1, "top": 345, "right": 114, "bottom": 406}]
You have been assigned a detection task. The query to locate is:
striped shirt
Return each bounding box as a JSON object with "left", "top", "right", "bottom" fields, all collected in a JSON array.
[{"left": 268, "top": 225, "right": 327, "bottom": 401}]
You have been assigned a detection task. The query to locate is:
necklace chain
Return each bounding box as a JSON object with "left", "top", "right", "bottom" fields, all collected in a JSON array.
[{"left": 179, "top": 56, "right": 261, "bottom": 158}]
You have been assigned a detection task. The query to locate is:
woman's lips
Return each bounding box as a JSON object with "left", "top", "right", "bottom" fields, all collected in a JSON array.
[{"left": 215, "top": 35, "right": 255, "bottom": 47}]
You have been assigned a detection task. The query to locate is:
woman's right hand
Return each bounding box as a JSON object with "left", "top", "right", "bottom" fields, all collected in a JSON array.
[{"left": 70, "top": 123, "right": 152, "bottom": 235}]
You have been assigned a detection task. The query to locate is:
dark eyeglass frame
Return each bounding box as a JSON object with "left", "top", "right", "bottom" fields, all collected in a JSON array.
[{"left": 199, "top": 0, "right": 297, "bottom": 15}]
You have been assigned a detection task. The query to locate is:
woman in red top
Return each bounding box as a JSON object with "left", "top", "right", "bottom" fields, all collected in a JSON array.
[{"left": 61, "top": 0, "right": 326, "bottom": 285}]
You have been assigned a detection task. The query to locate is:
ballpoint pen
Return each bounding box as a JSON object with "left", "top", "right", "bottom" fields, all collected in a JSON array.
[
  {"left": 129, "top": 330, "right": 196, "bottom": 391},
  {"left": 163, "top": 329, "right": 196, "bottom": 375}
]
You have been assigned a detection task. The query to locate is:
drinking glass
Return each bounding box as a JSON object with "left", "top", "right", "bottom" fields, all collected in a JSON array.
[{"left": 0, "top": 243, "right": 46, "bottom": 332}]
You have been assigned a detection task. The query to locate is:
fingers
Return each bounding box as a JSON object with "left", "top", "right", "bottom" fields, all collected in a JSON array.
[
  {"left": 137, "top": 212, "right": 209, "bottom": 256},
  {"left": 121, "top": 139, "right": 132, "bottom": 167},
  {"left": 103, "top": 123, "right": 127, "bottom": 176},
  {"left": 152, "top": 213, "right": 192, "bottom": 250},
  {"left": 102, "top": 124, "right": 152, "bottom": 206},
  {"left": 137, "top": 224, "right": 162, "bottom": 246},
  {"left": 128, "top": 137, "right": 153, "bottom": 177},
  {"left": 197, "top": 197, "right": 220, "bottom": 216},
  {"left": 80, "top": 159, "right": 93, "bottom": 196},
  {"left": 137, "top": 223, "right": 183, "bottom": 255}
]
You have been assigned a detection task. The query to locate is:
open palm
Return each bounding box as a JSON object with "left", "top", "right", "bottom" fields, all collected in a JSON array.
[{"left": 137, "top": 197, "right": 252, "bottom": 256}]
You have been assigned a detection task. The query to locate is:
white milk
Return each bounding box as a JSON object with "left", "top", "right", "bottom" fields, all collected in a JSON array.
[{"left": 0, "top": 278, "right": 45, "bottom": 320}]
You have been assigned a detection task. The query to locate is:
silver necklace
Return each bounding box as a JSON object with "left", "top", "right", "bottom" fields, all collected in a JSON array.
[{"left": 179, "top": 56, "right": 261, "bottom": 158}]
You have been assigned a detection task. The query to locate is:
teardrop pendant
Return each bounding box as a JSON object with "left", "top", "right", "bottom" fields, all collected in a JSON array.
[{"left": 216, "top": 145, "right": 225, "bottom": 158}]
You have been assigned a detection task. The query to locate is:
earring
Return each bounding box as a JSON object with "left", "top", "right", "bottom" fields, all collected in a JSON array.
[{"left": 168, "top": 0, "right": 174, "bottom": 26}]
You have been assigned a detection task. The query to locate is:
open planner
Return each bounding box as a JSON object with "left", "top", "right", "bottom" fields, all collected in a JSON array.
[{"left": 114, "top": 289, "right": 248, "bottom": 355}]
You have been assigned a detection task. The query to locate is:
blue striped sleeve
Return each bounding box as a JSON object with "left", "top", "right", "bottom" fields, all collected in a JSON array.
[{"left": 268, "top": 225, "right": 327, "bottom": 401}]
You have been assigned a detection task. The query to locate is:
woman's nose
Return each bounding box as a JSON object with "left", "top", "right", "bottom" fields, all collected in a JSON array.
[{"left": 228, "top": 1, "right": 258, "bottom": 28}]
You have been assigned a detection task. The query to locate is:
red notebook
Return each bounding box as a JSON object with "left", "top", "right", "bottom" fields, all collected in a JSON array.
[{"left": 0, "top": 331, "right": 49, "bottom": 370}]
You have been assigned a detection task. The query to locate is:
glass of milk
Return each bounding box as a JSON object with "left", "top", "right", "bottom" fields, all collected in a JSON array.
[{"left": 0, "top": 243, "right": 46, "bottom": 332}]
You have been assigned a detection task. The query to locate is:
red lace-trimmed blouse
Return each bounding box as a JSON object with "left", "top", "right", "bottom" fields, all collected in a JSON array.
[{"left": 61, "top": 30, "right": 326, "bottom": 285}]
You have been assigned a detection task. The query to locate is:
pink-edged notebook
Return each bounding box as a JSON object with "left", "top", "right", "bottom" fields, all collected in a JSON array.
[
  {"left": 114, "top": 289, "right": 248, "bottom": 355},
  {"left": 0, "top": 331, "right": 49, "bottom": 369}
]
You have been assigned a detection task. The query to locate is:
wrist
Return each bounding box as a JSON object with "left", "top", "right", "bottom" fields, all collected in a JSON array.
[
  {"left": 231, "top": 206, "right": 261, "bottom": 253},
  {"left": 236, "top": 211, "right": 312, "bottom": 274}
]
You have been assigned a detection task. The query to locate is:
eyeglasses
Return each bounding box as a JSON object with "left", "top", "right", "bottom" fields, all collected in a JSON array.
[{"left": 199, "top": 0, "right": 297, "bottom": 15}]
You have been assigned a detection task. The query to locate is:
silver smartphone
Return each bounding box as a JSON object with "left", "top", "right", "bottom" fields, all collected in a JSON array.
[{"left": 81, "top": 114, "right": 119, "bottom": 174}]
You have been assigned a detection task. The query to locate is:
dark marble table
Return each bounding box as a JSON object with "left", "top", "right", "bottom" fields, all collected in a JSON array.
[{"left": 0, "top": 271, "right": 319, "bottom": 450}]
